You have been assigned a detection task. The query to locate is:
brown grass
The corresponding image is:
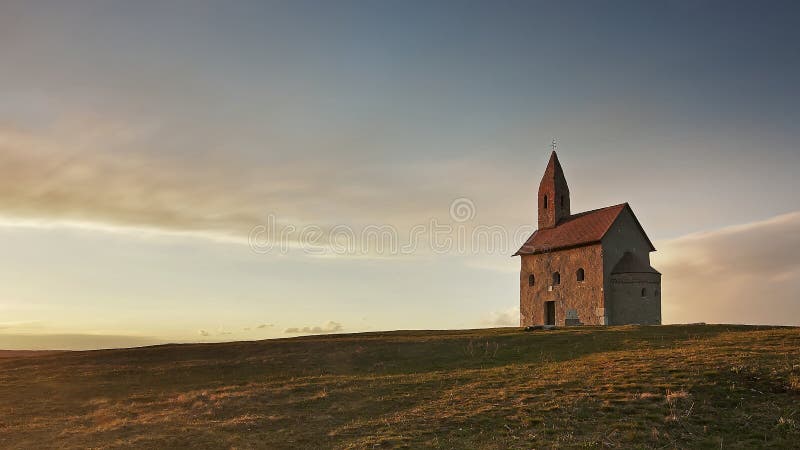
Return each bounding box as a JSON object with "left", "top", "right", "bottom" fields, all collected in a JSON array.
[{"left": 0, "top": 325, "right": 798, "bottom": 448}]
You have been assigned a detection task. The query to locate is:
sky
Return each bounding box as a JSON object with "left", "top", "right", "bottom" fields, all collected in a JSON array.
[{"left": 1, "top": 0, "right": 799, "bottom": 349}]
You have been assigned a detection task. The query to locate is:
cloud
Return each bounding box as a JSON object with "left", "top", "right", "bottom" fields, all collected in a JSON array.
[
  {"left": 198, "top": 329, "right": 210, "bottom": 337},
  {"left": 0, "top": 118, "right": 533, "bottom": 254},
  {"left": 0, "top": 321, "right": 43, "bottom": 331},
  {"left": 256, "top": 323, "right": 274, "bottom": 329},
  {"left": 0, "top": 122, "right": 484, "bottom": 245},
  {"left": 653, "top": 211, "right": 800, "bottom": 326},
  {"left": 284, "top": 321, "right": 343, "bottom": 335},
  {"left": 0, "top": 123, "right": 275, "bottom": 242},
  {"left": 482, "top": 306, "right": 520, "bottom": 327}
]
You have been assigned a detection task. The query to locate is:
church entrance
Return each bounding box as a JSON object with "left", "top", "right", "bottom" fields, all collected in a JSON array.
[{"left": 544, "top": 301, "right": 556, "bottom": 326}]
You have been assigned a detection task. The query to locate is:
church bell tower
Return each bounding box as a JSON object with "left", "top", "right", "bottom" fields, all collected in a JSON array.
[{"left": 538, "top": 149, "right": 570, "bottom": 229}]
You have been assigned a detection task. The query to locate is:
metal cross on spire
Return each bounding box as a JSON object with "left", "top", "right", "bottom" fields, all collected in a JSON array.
[{"left": 551, "top": 138, "right": 557, "bottom": 152}]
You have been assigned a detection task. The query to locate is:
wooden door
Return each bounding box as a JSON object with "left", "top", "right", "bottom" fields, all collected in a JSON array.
[{"left": 545, "top": 301, "right": 555, "bottom": 325}]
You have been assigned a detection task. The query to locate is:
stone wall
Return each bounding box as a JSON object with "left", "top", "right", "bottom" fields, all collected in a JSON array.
[
  {"left": 608, "top": 272, "right": 662, "bottom": 325},
  {"left": 519, "top": 244, "right": 605, "bottom": 326}
]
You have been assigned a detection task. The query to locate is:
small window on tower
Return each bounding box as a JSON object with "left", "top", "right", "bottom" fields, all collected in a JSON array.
[
  {"left": 576, "top": 268, "right": 585, "bottom": 282},
  {"left": 561, "top": 196, "right": 564, "bottom": 207},
  {"left": 543, "top": 195, "right": 548, "bottom": 209},
  {"left": 641, "top": 288, "right": 647, "bottom": 297},
  {"left": 528, "top": 274, "right": 535, "bottom": 286},
  {"left": 552, "top": 272, "right": 560, "bottom": 285}
]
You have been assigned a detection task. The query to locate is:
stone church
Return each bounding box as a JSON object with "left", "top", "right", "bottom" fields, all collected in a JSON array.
[{"left": 514, "top": 151, "right": 661, "bottom": 326}]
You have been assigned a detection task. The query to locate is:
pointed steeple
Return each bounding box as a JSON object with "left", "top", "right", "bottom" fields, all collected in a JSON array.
[{"left": 537, "top": 151, "right": 570, "bottom": 229}]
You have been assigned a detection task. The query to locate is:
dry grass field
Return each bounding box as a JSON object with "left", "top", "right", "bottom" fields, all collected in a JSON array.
[{"left": 1, "top": 325, "right": 799, "bottom": 449}]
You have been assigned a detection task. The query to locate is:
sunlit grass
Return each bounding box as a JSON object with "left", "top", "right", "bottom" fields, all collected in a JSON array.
[{"left": 0, "top": 325, "right": 798, "bottom": 448}]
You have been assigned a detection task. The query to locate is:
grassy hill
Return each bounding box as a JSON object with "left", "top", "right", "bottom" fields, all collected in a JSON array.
[{"left": 1, "top": 325, "right": 799, "bottom": 449}]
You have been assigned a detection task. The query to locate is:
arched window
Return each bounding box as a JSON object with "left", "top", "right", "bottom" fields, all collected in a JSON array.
[
  {"left": 552, "top": 272, "right": 560, "bottom": 285},
  {"left": 528, "top": 274, "right": 535, "bottom": 286},
  {"left": 543, "top": 195, "right": 548, "bottom": 209},
  {"left": 641, "top": 288, "right": 647, "bottom": 297},
  {"left": 576, "top": 268, "right": 585, "bottom": 282},
  {"left": 560, "top": 195, "right": 564, "bottom": 208}
]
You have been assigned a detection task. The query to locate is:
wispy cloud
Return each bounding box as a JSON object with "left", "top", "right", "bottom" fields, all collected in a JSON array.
[
  {"left": 654, "top": 211, "right": 800, "bottom": 326},
  {"left": 482, "top": 306, "right": 519, "bottom": 327},
  {"left": 0, "top": 123, "right": 273, "bottom": 241},
  {"left": 284, "top": 321, "right": 343, "bottom": 335},
  {"left": 0, "top": 122, "right": 514, "bottom": 249},
  {"left": 0, "top": 321, "right": 43, "bottom": 331}
]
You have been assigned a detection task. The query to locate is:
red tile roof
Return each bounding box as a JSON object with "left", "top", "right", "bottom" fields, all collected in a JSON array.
[{"left": 514, "top": 203, "right": 653, "bottom": 255}]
